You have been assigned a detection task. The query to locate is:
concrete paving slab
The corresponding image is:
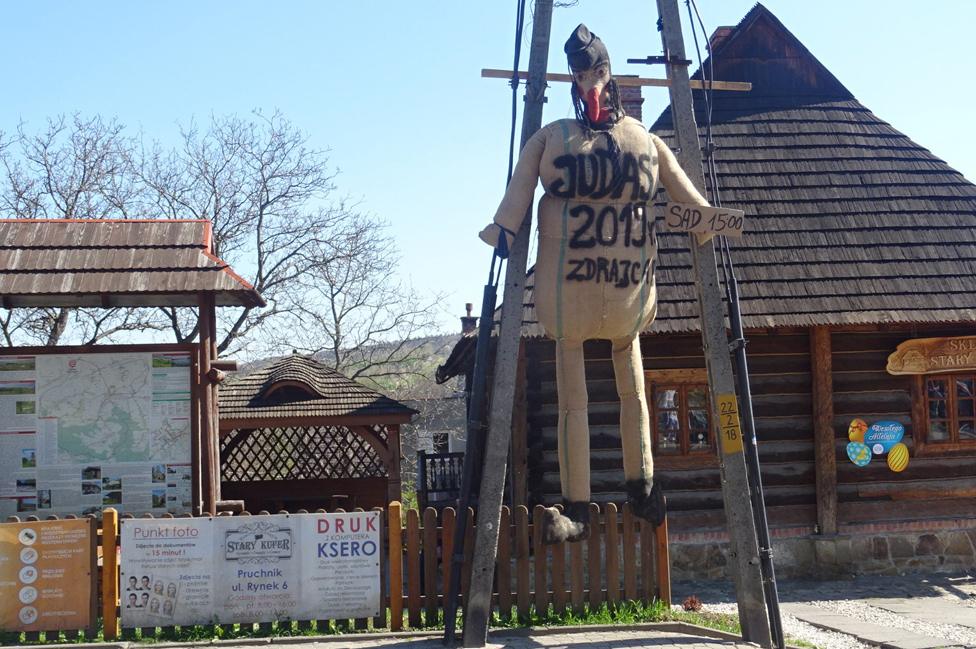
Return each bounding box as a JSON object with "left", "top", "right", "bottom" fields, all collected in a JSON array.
[
  {"left": 862, "top": 596, "right": 976, "bottom": 630},
  {"left": 783, "top": 603, "right": 957, "bottom": 649}
]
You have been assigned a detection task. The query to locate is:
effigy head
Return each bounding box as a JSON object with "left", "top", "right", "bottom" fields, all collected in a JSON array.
[{"left": 564, "top": 24, "right": 621, "bottom": 126}]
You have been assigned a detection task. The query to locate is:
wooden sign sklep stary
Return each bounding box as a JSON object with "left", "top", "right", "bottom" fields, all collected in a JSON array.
[
  {"left": 0, "top": 518, "right": 96, "bottom": 632},
  {"left": 887, "top": 336, "right": 976, "bottom": 375},
  {"left": 663, "top": 203, "right": 746, "bottom": 238}
]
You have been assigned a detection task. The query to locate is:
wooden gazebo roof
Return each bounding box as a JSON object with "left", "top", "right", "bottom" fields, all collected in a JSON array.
[
  {"left": 0, "top": 219, "right": 264, "bottom": 308},
  {"left": 508, "top": 3, "right": 976, "bottom": 337},
  {"left": 218, "top": 353, "right": 417, "bottom": 430}
]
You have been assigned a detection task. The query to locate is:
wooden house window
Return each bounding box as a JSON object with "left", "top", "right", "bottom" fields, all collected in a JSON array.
[
  {"left": 645, "top": 369, "right": 715, "bottom": 462},
  {"left": 923, "top": 374, "right": 976, "bottom": 446}
]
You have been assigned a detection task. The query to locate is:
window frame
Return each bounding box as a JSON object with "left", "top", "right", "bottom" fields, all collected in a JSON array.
[
  {"left": 644, "top": 368, "right": 718, "bottom": 468},
  {"left": 912, "top": 373, "right": 976, "bottom": 456}
]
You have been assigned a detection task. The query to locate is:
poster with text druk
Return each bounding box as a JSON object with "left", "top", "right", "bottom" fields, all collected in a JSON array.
[{"left": 120, "top": 511, "right": 380, "bottom": 627}]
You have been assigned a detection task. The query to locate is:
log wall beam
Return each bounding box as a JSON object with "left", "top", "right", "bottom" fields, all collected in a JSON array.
[{"left": 810, "top": 326, "right": 838, "bottom": 535}]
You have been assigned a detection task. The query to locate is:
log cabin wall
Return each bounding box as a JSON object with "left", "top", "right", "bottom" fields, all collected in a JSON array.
[
  {"left": 832, "top": 326, "right": 976, "bottom": 528},
  {"left": 523, "top": 326, "right": 976, "bottom": 577},
  {"left": 524, "top": 330, "right": 818, "bottom": 534}
]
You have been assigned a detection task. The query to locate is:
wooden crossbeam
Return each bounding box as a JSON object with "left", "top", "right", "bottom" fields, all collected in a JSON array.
[{"left": 481, "top": 68, "right": 751, "bottom": 91}]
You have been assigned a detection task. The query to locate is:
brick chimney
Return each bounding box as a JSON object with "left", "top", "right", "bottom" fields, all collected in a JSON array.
[
  {"left": 616, "top": 75, "right": 644, "bottom": 122},
  {"left": 460, "top": 303, "right": 478, "bottom": 335}
]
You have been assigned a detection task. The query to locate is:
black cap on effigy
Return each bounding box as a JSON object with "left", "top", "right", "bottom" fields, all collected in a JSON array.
[{"left": 564, "top": 23, "right": 609, "bottom": 71}]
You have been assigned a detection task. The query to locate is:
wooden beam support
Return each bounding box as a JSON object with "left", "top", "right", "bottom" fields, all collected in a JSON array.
[
  {"left": 462, "top": 3, "right": 553, "bottom": 646},
  {"left": 207, "top": 298, "right": 221, "bottom": 505},
  {"left": 656, "top": 1, "right": 771, "bottom": 644},
  {"left": 481, "top": 68, "right": 752, "bottom": 91},
  {"left": 198, "top": 293, "right": 217, "bottom": 515},
  {"left": 510, "top": 341, "right": 528, "bottom": 510},
  {"left": 810, "top": 326, "right": 837, "bottom": 535},
  {"left": 387, "top": 425, "right": 402, "bottom": 504}
]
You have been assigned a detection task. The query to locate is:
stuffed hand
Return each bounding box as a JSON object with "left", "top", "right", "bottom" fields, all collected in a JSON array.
[{"left": 478, "top": 222, "right": 515, "bottom": 258}]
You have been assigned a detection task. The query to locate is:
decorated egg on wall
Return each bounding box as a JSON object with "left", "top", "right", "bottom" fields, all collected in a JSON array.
[
  {"left": 848, "top": 418, "right": 868, "bottom": 443},
  {"left": 887, "top": 442, "right": 910, "bottom": 472},
  {"left": 846, "top": 441, "right": 872, "bottom": 467}
]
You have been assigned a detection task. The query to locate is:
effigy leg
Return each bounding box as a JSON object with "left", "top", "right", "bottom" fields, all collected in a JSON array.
[
  {"left": 542, "top": 337, "right": 591, "bottom": 544},
  {"left": 612, "top": 334, "right": 666, "bottom": 526}
]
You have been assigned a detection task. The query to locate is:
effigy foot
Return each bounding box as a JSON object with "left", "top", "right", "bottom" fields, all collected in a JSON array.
[
  {"left": 541, "top": 501, "right": 590, "bottom": 544},
  {"left": 626, "top": 479, "right": 666, "bottom": 527}
]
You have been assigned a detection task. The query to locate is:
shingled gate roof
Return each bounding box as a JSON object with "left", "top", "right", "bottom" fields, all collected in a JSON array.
[
  {"left": 512, "top": 3, "right": 976, "bottom": 336},
  {"left": 0, "top": 219, "right": 264, "bottom": 308},
  {"left": 219, "top": 353, "right": 417, "bottom": 426}
]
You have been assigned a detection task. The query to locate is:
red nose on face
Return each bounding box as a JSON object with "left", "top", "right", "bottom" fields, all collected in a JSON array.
[{"left": 585, "top": 87, "right": 602, "bottom": 122}]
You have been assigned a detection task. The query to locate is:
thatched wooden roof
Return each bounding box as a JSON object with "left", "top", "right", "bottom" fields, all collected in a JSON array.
[
  {"left": 219, "top": 353, "right": 416, "bottom": 427},
  {"left": 0, "top": 219, "right": 264, "bottom": 308},
  {"left": 513, "top": 3, "right": 976, "bottom": 337}
]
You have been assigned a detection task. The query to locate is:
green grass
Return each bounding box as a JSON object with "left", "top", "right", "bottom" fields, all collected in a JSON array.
[{"left": 0, "top": 603, "right": 818, "bottom": 648}]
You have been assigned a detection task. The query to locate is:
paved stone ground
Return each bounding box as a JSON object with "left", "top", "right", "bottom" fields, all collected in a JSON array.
[{"left": 674, "top": 572, "right": 976, "bottom": 649}]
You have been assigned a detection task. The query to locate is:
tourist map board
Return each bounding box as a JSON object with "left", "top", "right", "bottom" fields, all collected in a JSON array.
[{"left": 0, "top": 350, "right": 194, "bottom": 518}]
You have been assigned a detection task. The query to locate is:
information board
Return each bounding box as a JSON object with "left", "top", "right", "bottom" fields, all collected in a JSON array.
[
  {"left": 0, "top": 518, "right": 95, "bottom": 632},
  {"left": 119, "top": 512, "right": 381, "bottom": 627},
  {"left": 0, "top": 349, "right": 194, "bottom": 518}
]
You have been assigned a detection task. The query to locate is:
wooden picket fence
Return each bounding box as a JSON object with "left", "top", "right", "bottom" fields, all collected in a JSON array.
[
  {"left": 3, "top": 502, "right": 670, "bottom": 642},
  {"left": 387, "top": 501, "right": 670, "bottom": 630}
]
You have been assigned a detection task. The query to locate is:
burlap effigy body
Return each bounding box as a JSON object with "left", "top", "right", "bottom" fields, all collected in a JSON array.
[{"left": 480, "top": 115, "right": 708, "bottom": 508}]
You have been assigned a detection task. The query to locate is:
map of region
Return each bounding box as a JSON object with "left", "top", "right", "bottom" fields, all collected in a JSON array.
[{"left": 36, "top": 354, "right": 153, "bottom": 463}]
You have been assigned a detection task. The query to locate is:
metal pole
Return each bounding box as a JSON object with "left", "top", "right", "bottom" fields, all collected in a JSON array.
[
  {"left": 655, "top": 0, "right": 772, "bottom": 645},
  {"left": 460, "top": 1, "right": 553, "bottom": 646}
]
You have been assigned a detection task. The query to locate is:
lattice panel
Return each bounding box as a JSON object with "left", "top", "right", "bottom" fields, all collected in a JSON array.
[{"left": 221, "top": 425, "right": 389, "bottom": 482}]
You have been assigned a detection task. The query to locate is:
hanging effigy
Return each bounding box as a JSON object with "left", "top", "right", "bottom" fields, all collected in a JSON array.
[{"left": 479, "top": 24, "right": 710, "bottom": 543}]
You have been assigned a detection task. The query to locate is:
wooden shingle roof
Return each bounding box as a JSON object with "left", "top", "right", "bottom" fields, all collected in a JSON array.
[
  {"left": 0, "top": 219, "right": 264, "bottom": 308},
  {"left": 513, "top": 3, "right": 976, "bottom": 336},
  {"left": 219, "top": 353, "right": 417, "bottom": 427}
]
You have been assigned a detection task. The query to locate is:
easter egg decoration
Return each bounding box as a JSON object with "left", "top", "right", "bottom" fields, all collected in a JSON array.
[
  {"left": 887, "top": 442, "right": 910, "bottom": 472},
  {"left": 848, "top": 418, "right": 868, "bottom": 443},
  {"left": 846, "top": 441, "right": 872, "bottom": 467}
]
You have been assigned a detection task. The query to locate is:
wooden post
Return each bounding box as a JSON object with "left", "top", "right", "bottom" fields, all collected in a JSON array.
[
  {"left": 510, "top": 342, "right": 528, "bottom": 510},
  {"left": 463, "top": 1, "right": 553, "bottom": 645},
  {"left": 656, "top": 0, "right": 771, "bottom": 644},
  {"left": 207, "top": 297, "right": 220, "bottom": 504},
  {"left": 388, "top": 502, "right": 403, "bottom": 631},
  {"left": 102, "top": 508, "right": 119, "bottom": 640},
  {"left": 810, "top": 326, "right": 838, "bottom": 535},
  {"left": 388, "top": 425, "right": 402, "bottom": 504},
  {"left": 198, "top": 293, "right": 217, "bottom": 514},
  {"left": 655, "top": 517, "right": 671, "bottom": 606}
]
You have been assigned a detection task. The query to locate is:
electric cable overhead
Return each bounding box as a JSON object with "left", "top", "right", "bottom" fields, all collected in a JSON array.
[{"left": 507, "top": 0, "right": 528, "bottom": 183}]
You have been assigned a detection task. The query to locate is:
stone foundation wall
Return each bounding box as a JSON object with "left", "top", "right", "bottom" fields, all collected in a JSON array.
[{"left": 669, "top": 526, "right": 976, "bottom": 581}]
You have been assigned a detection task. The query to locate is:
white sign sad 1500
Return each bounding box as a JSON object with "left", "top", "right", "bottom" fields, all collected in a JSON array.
[{"left": 664, "top": 202, "right": 746, "bottom": 238}]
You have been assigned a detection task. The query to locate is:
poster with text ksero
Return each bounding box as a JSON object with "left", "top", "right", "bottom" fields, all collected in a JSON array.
[{"left": 120, "top": 511, "right": 380, "bottom": 627}]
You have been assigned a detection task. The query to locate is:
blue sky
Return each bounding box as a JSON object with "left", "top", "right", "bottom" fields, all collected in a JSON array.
[{"left": 2, "top": 1, "right": 974, "bottom": 334}]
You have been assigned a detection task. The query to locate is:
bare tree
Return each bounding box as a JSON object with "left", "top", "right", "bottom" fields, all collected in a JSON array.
[
  {"left": 1, "top": 110, "right": 443, "bottom": 381},
  {"left": 136, "top": 110, "right": 388, "bottom": 356},
  {"left": 0, "top": 114, "right": 161, "bottom": 346},
  {"left": 283, "top": 214, "right": 444, "bottom": 386}
]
